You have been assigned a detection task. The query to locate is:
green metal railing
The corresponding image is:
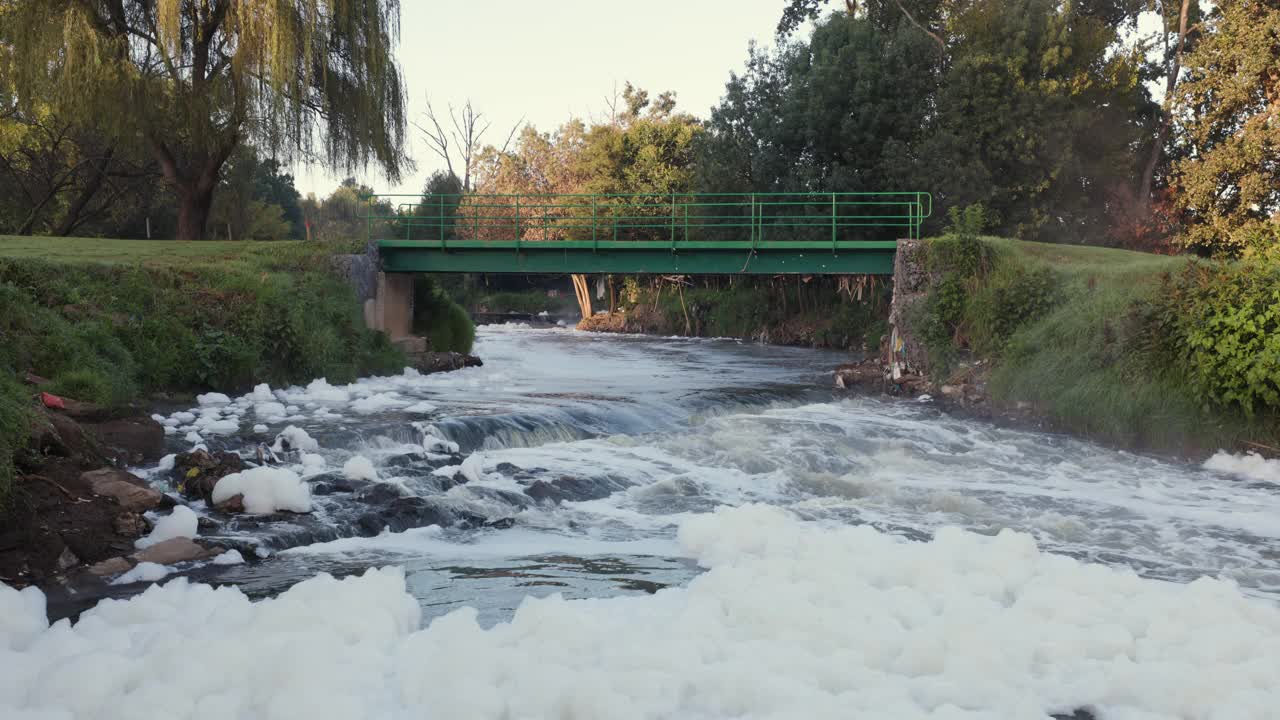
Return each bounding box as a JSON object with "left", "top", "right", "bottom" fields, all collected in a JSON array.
[{"left": 365, "top": 192, "right": 931, "bottom": 249}]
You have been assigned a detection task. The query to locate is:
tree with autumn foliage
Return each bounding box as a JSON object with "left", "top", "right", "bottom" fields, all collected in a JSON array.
[
  {"left": 462, "top": 84, "right": 703, "bottom": 241},
  {"left": 1171, "top": 0, "right": 1280, "bottom": 255},
  {"left": 2, "top": 0, "right": 407, "bottom": 240}
]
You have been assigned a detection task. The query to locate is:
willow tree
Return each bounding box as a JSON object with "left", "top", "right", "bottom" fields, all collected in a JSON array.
[{"left": 4, "top": 0, "right": 406, "bottom": 240}]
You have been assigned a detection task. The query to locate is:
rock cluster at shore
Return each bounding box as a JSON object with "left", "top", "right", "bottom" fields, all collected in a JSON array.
[
  {"left": 833, "top": 356, "right": 1047, "bottom": 432},
  {"left": 0, "top": 395, "right": 228, "bottom": 589}
]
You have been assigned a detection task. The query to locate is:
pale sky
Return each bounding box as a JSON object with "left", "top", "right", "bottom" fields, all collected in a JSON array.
[{"left": 294, "top": 0, "right": 793, "bottom": 198}]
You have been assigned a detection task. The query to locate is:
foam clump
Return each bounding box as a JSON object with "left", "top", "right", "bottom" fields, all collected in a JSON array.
[
  {"left": 212, "top": 549, "right": 245, "bottom": 566},
  {"left": 1204, "top": 451, "right": 1280, "bottom": 485},
  {"left": 302, "top": 378, "right": 351, "bottom": 403},
  {"left": 351, "top": 392, "right": 407, "bottom": 414},
  {"left": 211, "top": 467, "right": 312, "bottom": 514},
  {"left": 5, "top": 506, "right": 1280, "bottom": 719},
  {"left": 272, "top": 425, "right": 319, "bottom": 453},
  {"left": 197, "top": 418, "right": 240, "bottom": 435},
  {"left": 195, "top": 392, "right": 231, "bottom": 406},
  {"left": 254, "top": 401, "right": 287, "bottom": 419},
  {"left": 342, "top": 455, "right": 379, "bottom": 482},
  {"left": 134, "top": 506, "right": 198, "bottom": 549},
  {"left": 301, "top": 453, "right": 326, "bottom": 470},
  {"left": 111, "top": 562, "right": 170, "bottom": 585},
  {"left": 459, "top": 453, "right": 485, "bottom": 484}
]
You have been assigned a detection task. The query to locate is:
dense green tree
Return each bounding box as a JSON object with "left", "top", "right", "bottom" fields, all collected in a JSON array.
[
  {"left": 698, "top": 17, "right": 935, "bottom": 198},
  {"left": 252, "top": 159, "right": 305, "bottom": 240},
  {"left": 1171, "top": 0, "right": 1280, "bottom": 255},
  {"left": 4, "top": 0, "right": 407, "bottom": 240},
  {"left": 0, "top": 104, "right": 164, "bottom": 237},
  {"left": 920, "top": 0, "right": 1151, "bottom": 240},
  {"left": 407, "top": 171, "right": 464, "bottom": 240},
  {"left": 712, "top": 3, "right": 1153, "bottom": 242},
  {"left": 208, "top": 146, "right": 298, "bottom": 240},
  {"left": 302, "top": 177, "right": 394, "bottom": 246}
]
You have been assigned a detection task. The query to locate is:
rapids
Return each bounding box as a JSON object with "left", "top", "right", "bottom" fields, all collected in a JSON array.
[{"left": 118, "top": 324, "right": 1280, "bottom": 622}]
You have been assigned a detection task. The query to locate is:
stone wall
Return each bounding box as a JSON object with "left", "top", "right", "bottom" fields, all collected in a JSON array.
[
  {"left": 887, "top": 238, "right": 932, "bottom": 380},
  {"left": 331, "top": 241, "right": 382, "bottom": 331}
]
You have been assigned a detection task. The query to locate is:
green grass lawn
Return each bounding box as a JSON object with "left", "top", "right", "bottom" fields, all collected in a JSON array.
[
  {"left": 986, "top": 236, "right": 1189, "bottom": 280},
  {"left": 0, "top": 235, "right": 300, "bottom": 268}
]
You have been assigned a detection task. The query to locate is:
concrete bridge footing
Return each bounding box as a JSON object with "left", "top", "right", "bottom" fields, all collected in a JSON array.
[
  {"left": 332, "top": 246, "right": 416, "bottom": 343},
  {"left": 371, "top": 272, "right": 414, "bottom": 341}
]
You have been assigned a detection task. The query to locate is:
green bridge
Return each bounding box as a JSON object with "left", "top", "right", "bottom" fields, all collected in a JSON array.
[{"left": 371, "top": 192, "right": 930, "bottom": 276}]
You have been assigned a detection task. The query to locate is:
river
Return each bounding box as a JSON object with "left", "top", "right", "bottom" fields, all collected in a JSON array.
[{"left": 5, "top": 325, "right": 1280, "bottom": 719}]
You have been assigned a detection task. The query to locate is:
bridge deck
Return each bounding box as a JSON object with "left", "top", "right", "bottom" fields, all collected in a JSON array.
[{"left": 369, "top": 192, "right": 929, "bottom": 275}]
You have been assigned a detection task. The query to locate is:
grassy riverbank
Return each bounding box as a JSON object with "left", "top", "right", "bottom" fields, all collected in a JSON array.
[
  {"left": 0, "top": 236, "right": 410, "bottom": 504},
  {"left": 912, "top": 234, "right": 1279, "bottom": 454}
]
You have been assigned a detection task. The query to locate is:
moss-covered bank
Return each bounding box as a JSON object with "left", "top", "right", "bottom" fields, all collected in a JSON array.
[{"left": 0, "top": 238, "right": 411, "bottom": 505}]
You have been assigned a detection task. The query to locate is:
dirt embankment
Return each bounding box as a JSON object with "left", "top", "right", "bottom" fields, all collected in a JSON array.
[{"left": 0, "top": 387, "right": 222, "bottom": 589}]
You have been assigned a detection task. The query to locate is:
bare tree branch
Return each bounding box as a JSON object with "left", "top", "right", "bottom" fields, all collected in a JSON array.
[
  {"left": 499, "top": 116, "right": 526, "bottom": 155},
  {"left": 891, "top": 0, "right": 946, "bottom": 54},
  {"left": 414, "top": 98, "right": 456, "bottom": 180}
]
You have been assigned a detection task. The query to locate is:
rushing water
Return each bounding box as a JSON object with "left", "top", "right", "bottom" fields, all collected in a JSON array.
[
  {"left": 11, "top": 324, "right": 1280, "bottom": 720},
  {"left": 120, "top": 324, "right": 1280, "bottom": 622}
]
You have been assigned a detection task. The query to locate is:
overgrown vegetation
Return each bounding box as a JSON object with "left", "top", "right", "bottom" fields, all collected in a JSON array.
[
  {"left": 413, "top": 277, "right": 476, "bottom": 354},
  {"left": 1159, "top": 251, "right": 1280, "bottom": 416},
  {"left": 597, "top": 275, "right": 889, "bottom": 350},
  {"left": 0, "top": 375, "right": 27, "bottom": 507},
  {"left": 0, "top": 238, "right": 409, "bottom": 503},
  {"left": 910, "top": 213, "right": 1279, "bottom": 452}
]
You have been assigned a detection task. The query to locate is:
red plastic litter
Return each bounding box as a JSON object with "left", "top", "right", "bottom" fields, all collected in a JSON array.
[{"left": 40, "top": 392, "right": 65, "bottom": 409}]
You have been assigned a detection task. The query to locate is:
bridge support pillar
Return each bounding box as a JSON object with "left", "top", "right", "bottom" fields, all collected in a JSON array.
[{"left": 373, "top": 271, "right": 414, "bottom": 341}]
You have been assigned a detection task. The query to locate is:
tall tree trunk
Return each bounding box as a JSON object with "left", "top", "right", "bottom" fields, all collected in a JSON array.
[
  {"left": 55, "top": 147, "right": 114, "bottom": 236},
  {"left": 1138, "top": 0, "right": 1192, "bottom": 212},
  {"left": 176, "top": 184, "right": 215, "bottom": 241}
]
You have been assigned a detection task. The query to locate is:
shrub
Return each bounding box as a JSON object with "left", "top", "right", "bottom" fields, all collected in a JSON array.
[
  {"left": 1159, "top": 255, "right": 1280, "bottom": 416},
  {"left": 413, "top": 277, "right": 476, "bottom": 354},
  {"left": 966, "top": 262, "right": 1061, "bottom": 355}
]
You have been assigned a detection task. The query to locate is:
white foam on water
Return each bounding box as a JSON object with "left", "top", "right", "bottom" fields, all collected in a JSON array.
[
  {"left": 197, "top": 417, "right": 239, "bottom": 435},
  {"left": 459, "top": 452, "right": 485, "bottom": 484},
  {"left": 272, "top": 425, "right": 319, "bottom": 453},
  {"left": 211, "top": 467, "right": 312, "bottom": 514},
  {"left": 5, "top": 506, "right": 1279, "bottom": 719},
  {"left": 287, "top": 523, "right": 682, "bottom": 560},
  {"left": 212, "top": 549, "right": 245, "bottom": 566},
  {"left": 110, "top": 561, "right": 170, "bottom": 585},
  {"left": 253, "top": 401, "right": 286, "bottom": 419},
  {"left": 249, "top": 383, "right": 275, "bottom": 401},
  {"left": 342, "top": 455, "right": 379, "bottom": 482},
  {"left": 301, "top": 452, "right": 326, "bottom": 471},
  {"left": 351, "top": 392, "right": 408, "bottom": 414},
  {"left": 134, "top": 506, "right": 198, "bottom": 549},
  {"left": 1204, "top": 451, "right": 1280, "bottom": 485},
  {"left": 195, "top": 392, "right": 230, "bottom": 406}
]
